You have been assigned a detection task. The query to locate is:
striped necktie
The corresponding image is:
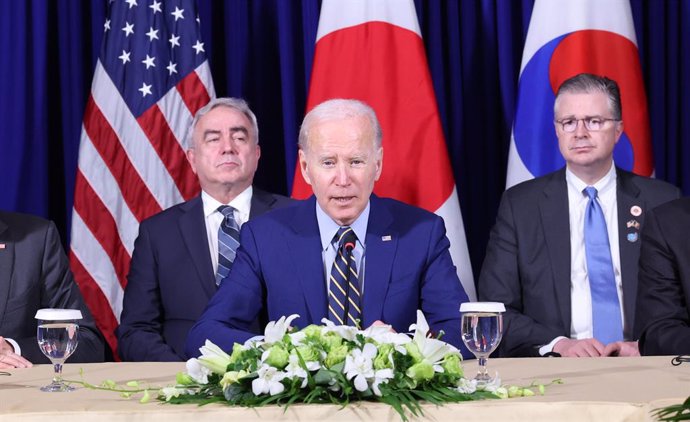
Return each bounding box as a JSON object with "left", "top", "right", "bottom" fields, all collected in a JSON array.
[
  {"left": 583, "top": 187, "right": 623, "bottom": 344},
  {"left": 328, "top": 227, "right": 362, "bottom": 328},
  {"left": 216, "top": 205, "right": 240, "bottom": 286}
]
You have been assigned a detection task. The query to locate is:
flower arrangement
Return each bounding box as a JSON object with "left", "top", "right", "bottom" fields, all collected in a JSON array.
[
  {"left": 156, "top": 311, "right": 547, "bottom": 420},
  {"left": 66, "top": 311, "right": 556, "bottom": 420}
]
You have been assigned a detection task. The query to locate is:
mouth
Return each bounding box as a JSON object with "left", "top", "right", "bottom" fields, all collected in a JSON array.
[
  {"left": 216, "top": 161, "right": 240, "bottom": 168},
  {"left": 331, "top": 196, "right": 355, "bottom": 205}
]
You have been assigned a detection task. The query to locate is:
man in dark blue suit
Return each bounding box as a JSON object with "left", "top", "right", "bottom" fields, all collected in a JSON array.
[
  {"left": 478, "top": 74, "right": 679, "bottom": 358},
  {"left": 186, "top": 99, "right": 471, "bottom": 358},
  {"left": 117, "top": 98, "right": 291, "bottom": 361}
]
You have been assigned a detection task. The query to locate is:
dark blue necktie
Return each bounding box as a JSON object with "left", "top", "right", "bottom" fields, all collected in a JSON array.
[
  {"left": 327, "top": 227, "right": 362, "bottom": 328},
  {"left": 216, "top": 205, "right": 240, "bottom": 286},
  {"left": 583, "top": 187, "right": 623, "bottom": 344}
]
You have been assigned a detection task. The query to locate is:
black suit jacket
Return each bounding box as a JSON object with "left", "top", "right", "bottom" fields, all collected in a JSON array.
[
  {"left": 478, "top": 168, "right": 680, "bottom": 357},
  {"left": 117, "top": 188, "right": 292, "bottom": 361},
  {"left": 0, "top": 211, "right": 105, "bottom": 363},
  {"left": 637, "top": 197, "right": 690, "bottom": 355}
]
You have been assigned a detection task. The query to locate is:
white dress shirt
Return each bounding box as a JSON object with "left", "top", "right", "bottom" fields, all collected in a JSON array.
[
  {"left": 540, "top": 164, "right": 625, "bottom": 355},
  {"left": 202, "top": 186, "right": 253, "bottom": 276}
]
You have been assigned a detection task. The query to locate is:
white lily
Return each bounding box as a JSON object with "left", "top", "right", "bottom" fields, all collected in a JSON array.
[
  {"left": 409, "top": 310, "right": 459, "bottom": 368},
  {"left": 197, "top": 340, "right": 233, "bottom": 374},
  {"left": 362, "top": 324, "right": 411, "bottom": 353},
  {"left": 343, "top": 342, "right": 377, "bottom": 392},
  {"left": 263, "top": 314, "right": 300, "bottom": 345},
  {"left": 251, "top": 364, "right": 287, "bottom": 396},
  {"left": 284, "top": 354, "right": 320, "bottom": 388},
  {"left": 320, "top": 318, "right": 359, "bottom": 341},
  {"left": 185, "top": 358, "right": 211, "bottom": 384},
  {"left": 371, "top": 368, "right": 394, "bottom": 396}
]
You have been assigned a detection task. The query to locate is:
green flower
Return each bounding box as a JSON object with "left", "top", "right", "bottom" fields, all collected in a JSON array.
[
  {"left": 295, "top": 345, "right": 320, "bottom": 362},
  {"left": 175, "top": 372, "right": 194, "bottom": 386},
  {"left": 321, "top": 332, "right": 343, "bottom": 351},
  {"left": 405, "top": 342, "right": 423, "bottom": 364},
  {"left": 325, "top": 344, "right": 349, "bottom": 368},
  {"left": 373, "top": 343, "right": 394, "bottom": 370},
  {"left": 406, "top": 361, "right": 435, "bottom": 381},
  {"left": 302, "top": 324, "right": 323, "bottom": 339},
  {"left": 228, "top": 343, "right": 248, "bottom": 365},
  {"left": 220, "top": 370, "right": 249, "bottom": 389},
  {"left": 264, "top": 345, "right": 289, "bottom": 368},
  {"left": 440, "top": 353, "right": 463, "bottom": 377}
]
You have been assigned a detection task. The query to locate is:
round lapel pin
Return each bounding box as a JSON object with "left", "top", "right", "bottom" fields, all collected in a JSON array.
[{"left": 630, "top": 205, "right": 642, "bottom": 217}]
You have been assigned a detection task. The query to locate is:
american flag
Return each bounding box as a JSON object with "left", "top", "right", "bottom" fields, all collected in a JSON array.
[{"left": 69, "top": 0, "right": 215, "bottom": 357}]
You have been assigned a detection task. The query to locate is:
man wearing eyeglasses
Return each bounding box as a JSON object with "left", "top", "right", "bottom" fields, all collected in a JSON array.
[{"left": 478, "top": 73, "right": 680, "bottom": 358}]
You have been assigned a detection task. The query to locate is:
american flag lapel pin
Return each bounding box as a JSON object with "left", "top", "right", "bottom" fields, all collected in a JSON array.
[{"left": 381, "top": 235, "right": 392, "bottom": 242}]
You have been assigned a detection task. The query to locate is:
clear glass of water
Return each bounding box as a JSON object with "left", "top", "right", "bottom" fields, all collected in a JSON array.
[
  {"left": 35, "top": 308, "right": 82, "bottom": 392},
  {"left": 460, "top": 302, "right": 505, "bottom": 385}
]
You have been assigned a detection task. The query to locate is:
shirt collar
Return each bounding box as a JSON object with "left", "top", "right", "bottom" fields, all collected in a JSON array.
[
  {"left": 201, "top": 186, "right": 254, "bottom": 220},
  {"left": 316, "top": 200, "right": 370, "bottom": 251},
  {"left": 565, "top": 163, "right": 617, "bottom": 196}
]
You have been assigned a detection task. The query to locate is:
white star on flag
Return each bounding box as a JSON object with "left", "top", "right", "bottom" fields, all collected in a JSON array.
[
  {"left": 149, "top": 0, "right": 162, "bottom": 14},
  {"left": 142, "top": 55, "right": 156, "bottom": 69},
  {"left": 118, "top": 50, "right": 131, "bottom": 64},
  {"left": 138, "top": 82, "right": 152, "bottom": 97},
  {"left": 146, "top": 27, "right": 159, "bottom": 41},
  {"left": 122, "top": 22, "right": 134, "bottom": 37},
  {"left": 169, "top": 34, "right": 180, "bottom": 48},
  {"left": 166, "top": 61, "right": 178, "bottom": 75},
  {"left": 192, "top": 40, "right": 204, "bottom": 54},
  {"left": 171, "top": 7, "right": 184, "bottom": 21},
  {"left": 125, "top": 0, "right": 137, "bottom": 9},
  {"left": 104, "top": 19, "right": 111, "bottom": 32}
]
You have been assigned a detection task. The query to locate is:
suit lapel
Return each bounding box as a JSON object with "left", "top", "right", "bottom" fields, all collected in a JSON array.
[
  {"left": 615, "top": 169, "right": 642, "bottom": 337},
  {"left": 361, "top": 196, "right": 396, "bottom": 327},
  {"left": 287, "top": 197, "right": 327, "bottom": 323},
  {"left": 0, "top": 218, "right": 12, "bottom": 325},
  {"left": 249, "top": 188, "right": 275, "bottom": 219},
  {"left": 539, "top": 170, "right": 572, "bottom": 333},
  {"left": 178, "top": 197, "right": 217, "bottom": 299}
]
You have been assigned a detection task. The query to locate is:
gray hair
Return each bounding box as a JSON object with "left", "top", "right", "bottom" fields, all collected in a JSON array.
[
  {"left": 186, "top": 97, "right": 259, "bottom": 149},
  {"left": 298, "top": 99, "right": 383, "bottom": 151},
  {"left": 554, "top": 73, "right": 622, "bottom": 120}
]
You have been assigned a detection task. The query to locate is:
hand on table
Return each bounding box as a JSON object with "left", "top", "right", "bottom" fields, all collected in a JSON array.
[
  {"left": 553, "top": 338, "right": 607, "bottom": 357},
  {"left": 0, "top": 337, "right": 32, "bottom": 368},
  {"left": 603, "top": 341, "right": 640, "bottom": 357}
]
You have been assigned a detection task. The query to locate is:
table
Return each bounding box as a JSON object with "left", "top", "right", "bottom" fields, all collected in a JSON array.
[{"left": 1, "top": 356, "right": 688, "bottom": 421}]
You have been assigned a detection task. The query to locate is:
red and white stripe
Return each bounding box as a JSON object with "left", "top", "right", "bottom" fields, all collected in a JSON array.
[{"left": 70, "top": 61, "right": 214, "bottom": 356}]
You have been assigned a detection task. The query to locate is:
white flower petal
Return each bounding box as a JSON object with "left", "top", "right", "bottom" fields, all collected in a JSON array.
[{"left": 354, "top": 374, "right": 368, "bottom": 392}]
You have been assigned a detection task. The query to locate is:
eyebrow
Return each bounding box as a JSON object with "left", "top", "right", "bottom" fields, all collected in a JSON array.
[{"left": 202, "top": 126, "right": 249, "bottom": 138}]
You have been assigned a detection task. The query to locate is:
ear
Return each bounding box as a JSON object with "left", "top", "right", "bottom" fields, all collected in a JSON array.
[
  {"left": 298, "top": 149, "right": 312, "bottom": 186},
  {"left": 186, "top": 148, "right": 197, "bottom": 174},
  {"left": 614, "top": 120, "right": 624, "bottom": 144},
  {"left": 255, "top": 143, "right": 261, "bottom": 160},
  {"left": 374, "top": 147, "right": 383, "bottom": 181}
]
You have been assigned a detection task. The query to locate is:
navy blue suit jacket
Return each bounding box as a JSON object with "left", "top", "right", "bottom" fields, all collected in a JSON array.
[
  {"left": 186, "top": 195, "right": 471, "bottom": 359},
  {"left": 478, "top": 168, "right": 680, "bottom": 357},
  {"left": 117, "top": 189, "right": 292, "bottom": 361}
]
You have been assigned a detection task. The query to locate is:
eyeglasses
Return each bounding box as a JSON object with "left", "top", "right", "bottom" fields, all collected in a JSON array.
[{"left": 555, "top": 117, "right": 620, "bottom": 133}]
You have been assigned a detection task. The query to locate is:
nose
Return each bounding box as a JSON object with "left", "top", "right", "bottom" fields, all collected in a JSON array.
[
  {"left": 220, "top": 133, "right": 238, "bottom": 153},
  {"left": 335, "top": 163, "right": 351, "bottom": 186},
  {"left": 573, "top": 119, "right": 589, "bottom": 137}
]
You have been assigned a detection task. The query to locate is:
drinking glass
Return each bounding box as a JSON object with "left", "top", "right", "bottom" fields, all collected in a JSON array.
[
  {"left": 35, "top": 308, "right": 82, "bottom": 392},
  {"left": 460, "top": 302, "right": 505, "bottom": 384}
]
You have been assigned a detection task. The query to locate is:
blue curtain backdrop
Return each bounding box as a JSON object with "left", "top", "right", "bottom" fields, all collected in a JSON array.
[{"left": 1, "top": 0, "right": 688, "bottom": 279}]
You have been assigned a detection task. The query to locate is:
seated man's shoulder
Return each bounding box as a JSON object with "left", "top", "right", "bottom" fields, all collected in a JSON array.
[
  {"left": 138, "top": 198, "right": 200, "bottom": 230},
  {"left": 626, "top": 171, "right": 680, "bottom": 198},
  {"left": 0, "top": 211, "right": 54, "bottom": 237},
  {"left": 374, "top": 196, "right": 439, "bottom": 225}
]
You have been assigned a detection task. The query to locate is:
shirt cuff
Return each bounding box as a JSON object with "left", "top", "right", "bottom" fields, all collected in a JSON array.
[
  {"left": 539, "top": 336, "right": 567, "bottom": 356},
  {"left": 4, "top": 337, "right": 21, "bottom": 356}
]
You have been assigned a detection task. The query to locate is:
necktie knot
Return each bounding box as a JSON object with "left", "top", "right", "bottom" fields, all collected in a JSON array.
[
  {"left": 335, "top": 227, "right": 357, "bottom": 251},
  {"left": 584, "top": 186, "right": 598, "bottom": 201},
  {"left": 218, "top": 205, "right": 235, "bottom": 218}
]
